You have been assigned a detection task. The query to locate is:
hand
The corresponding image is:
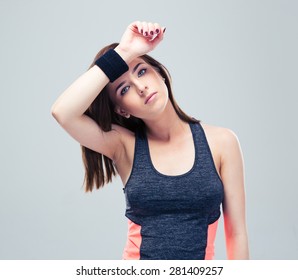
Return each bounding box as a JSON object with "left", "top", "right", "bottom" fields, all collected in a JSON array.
[{"left": 115, "top": 21, "right": 166, "bottom": 62}]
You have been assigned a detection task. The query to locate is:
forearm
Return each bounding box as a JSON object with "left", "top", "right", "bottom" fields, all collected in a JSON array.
[
  {"left": 51, "top": 21, "right": 164, "bottom": 125},
  {"left": 225, "top": 232, "right": 249, "bottom": 259},
  {"left": 51, "top": 46, "right": 136, "bottom": 125},
  {"left": 51, "top": 65, "right": 109, "bottom": 125}
]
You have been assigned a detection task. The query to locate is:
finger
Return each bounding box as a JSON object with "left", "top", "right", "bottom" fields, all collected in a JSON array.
[
  {"left": 153, "top": 22, "right": 161, "bottom": 35},
  {"left": 148, "top": 22, "right": 156, "bottom": 37},
  {"left": 151, "top": 26, "right": 165, "bottom": 44},
  {"left": 130, "top": 21, "right": 142, "bottom": 34},
  {"left": 146, "top": 22, "right": 163, "bottom": 42},
  {"left": 141, "top": 21, "right": 149, "bottom": 37}
]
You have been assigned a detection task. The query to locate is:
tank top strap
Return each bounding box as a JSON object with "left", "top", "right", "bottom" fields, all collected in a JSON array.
[
  {"left": 189, "top": 121, "right": 203, "bottom": 144},
  {"left": 131, "top": 129, "right": 151, "bottom": 172},
  {"left": 123, "top": 129, "right": 149, "bottom": 192},
  {"left": 191, "top": 122, "right": 209, "bottom": 164},
  {"left": 191, "top": 121, "right": 223, "bottom": 184}
]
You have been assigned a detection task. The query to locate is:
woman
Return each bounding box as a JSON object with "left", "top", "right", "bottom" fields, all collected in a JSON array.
[{"left": 51, "top": 21, "right": 249, "bottom": 260}]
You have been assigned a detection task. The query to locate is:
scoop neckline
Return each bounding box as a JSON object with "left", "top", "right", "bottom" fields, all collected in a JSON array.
[{"left": 144, "top": 122, "right": 197, "bottom": 178}]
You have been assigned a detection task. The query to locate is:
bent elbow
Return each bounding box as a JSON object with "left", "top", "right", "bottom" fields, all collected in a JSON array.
[
  {"left": 51, "top": 104, "right": 68, "bottom": 126},
  {"left": 51, "top": 103, "right": 60, "bottom": 121},
  {"left": 51, "top": 104, "right": 58, "bottom": 119}
]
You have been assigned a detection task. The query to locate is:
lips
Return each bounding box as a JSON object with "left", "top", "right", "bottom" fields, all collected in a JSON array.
[{"left": 145, "top": 92, "right": 157, "bottom": 104}]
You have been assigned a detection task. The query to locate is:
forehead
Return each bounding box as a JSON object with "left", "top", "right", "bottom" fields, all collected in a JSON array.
[
  {"left": 127, "top": 57, "right": 146, "bottom": 70},
  {"left": 107, "top": 58, "right": 146, "bottom": 89}
]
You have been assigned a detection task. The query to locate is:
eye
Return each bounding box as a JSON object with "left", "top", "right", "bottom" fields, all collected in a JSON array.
[
  {"left": 120, "top": 86, "right": 130, "bottom": 96},
  {"left": 138, "top": 68, "right": 146, "bottom": 77}
]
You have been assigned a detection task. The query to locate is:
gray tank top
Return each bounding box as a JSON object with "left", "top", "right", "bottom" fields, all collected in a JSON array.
[{"left": 123, "top": 121, "right": 224, "bottom": 259}]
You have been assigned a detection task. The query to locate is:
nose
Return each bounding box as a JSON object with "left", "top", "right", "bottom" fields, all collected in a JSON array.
[{"left": 134, "top": 80, "right": 148, "bottom": 96}]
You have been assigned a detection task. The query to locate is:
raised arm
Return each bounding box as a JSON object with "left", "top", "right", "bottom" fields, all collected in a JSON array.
[{"left": 51, "top": 21, "right": 165, "bottom": 160}]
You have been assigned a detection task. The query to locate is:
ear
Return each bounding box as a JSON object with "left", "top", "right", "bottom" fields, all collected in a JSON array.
[{"left": 114, "top": 106, "right": 130, "bottom": 118}]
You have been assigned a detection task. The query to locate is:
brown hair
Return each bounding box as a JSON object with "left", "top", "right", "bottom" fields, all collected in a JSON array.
[{"left": 82, "top": 43, "right": 200, "bottom": 192}]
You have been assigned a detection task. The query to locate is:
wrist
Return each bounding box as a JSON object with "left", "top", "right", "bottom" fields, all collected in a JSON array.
[
  {"left": 114, "top": 46, "right": 136, "bottom": 64},
  {"left": 94, "top": 49, "right": 129, "bottom": 82}
]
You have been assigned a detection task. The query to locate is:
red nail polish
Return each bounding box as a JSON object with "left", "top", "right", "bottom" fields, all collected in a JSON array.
[
  {"left": 145, "top": 32, "right": 148, "bottom": 36},
  {"left": 156, "top": 29, "right": 160, "bottom": 33},
  {"left": 163, "top": 27, "right": 166, "bottom": 33},
  {"left": 150, "top": 31, "right": 154, "bottom": 35}
]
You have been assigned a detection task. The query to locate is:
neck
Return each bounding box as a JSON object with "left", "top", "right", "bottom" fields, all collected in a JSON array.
[{"left": 143, "top": 101, "right": 189, "bottom": 141}]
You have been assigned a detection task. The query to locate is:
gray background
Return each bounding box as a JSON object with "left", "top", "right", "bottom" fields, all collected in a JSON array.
[{"left": 0, "top": 0, "right": 297, "bottom": 259}]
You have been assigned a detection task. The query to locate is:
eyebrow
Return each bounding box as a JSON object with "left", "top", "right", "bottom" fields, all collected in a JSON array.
[
  {"left": 115, "top": 62, "right": 144, "bottom": 93},
  {"left": 115, "top": 81, "right": 125, "bottom": 93},
  {"left": 132, "top": 62, "right": 143, "bottom": 74}
]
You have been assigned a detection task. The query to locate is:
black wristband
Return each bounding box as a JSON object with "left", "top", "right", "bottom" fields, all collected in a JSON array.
[{"left": 95, "top": 49, "right": 129, "bottom": 82}]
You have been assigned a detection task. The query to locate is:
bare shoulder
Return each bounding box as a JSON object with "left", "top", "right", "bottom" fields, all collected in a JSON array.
[
  {"left": 200, "top": 122, "right": 242, "bottom": 159},
  {"left": 200, "top": 123, "right": 239, "bottom": 145}
]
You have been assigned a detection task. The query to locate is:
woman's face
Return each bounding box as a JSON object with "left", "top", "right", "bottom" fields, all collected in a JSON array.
[{"left": 107, "top": 58, "right": 169, "bottom": 121}]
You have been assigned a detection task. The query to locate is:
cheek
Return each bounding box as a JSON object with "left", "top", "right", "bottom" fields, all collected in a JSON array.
[
  {"left": 159, "top": 81, "right": 169, "bottom": 99},
  {"left": 117, "top": 95, "right": 141, "bottom": 112}
]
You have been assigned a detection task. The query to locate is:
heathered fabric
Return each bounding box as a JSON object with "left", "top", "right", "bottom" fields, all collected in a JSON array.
[{"left": 123, "top": 122, "right": 224, "bottom": 260}]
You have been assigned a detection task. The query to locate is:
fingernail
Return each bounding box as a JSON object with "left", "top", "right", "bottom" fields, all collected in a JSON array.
[
  {"left": 163, "top": 27, "right": 166, "bottom": 33},
  {"left": 156, "top": 29, "right": 160, "bottom": 33},
  {"left": 141, "top": 29, "right": 143, "bottom": 34},
  {"left": 144, "top": 31, "right": 148, "bottom": 36},
  {"left": 150, "top": 31, "right": 154, "bottom": 35}
]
